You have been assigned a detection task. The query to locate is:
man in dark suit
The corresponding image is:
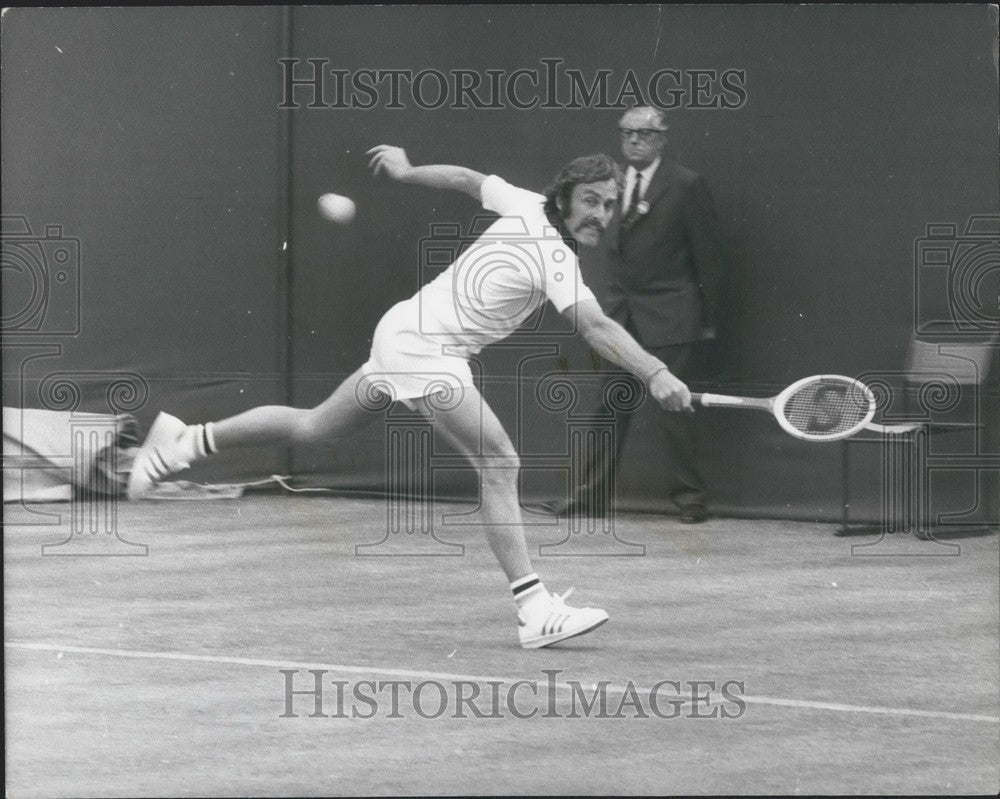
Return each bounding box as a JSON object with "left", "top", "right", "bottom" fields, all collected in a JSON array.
[{"left": 561, "top": 106, "right": 723, "bottom": 523}]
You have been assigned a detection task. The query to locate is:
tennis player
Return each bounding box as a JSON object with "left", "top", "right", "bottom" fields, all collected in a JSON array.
[{"left": 129, "top": 145, "right": 692, "bottom": 649}]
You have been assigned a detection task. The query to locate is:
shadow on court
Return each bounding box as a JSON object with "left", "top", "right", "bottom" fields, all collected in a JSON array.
[{"left": 5, "top": 495, "right": 998, "bottom": 796}]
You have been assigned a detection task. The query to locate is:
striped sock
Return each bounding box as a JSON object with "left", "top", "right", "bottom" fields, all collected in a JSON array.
[
  {"left": 511, "top": 573, "right": 547, "bottom": 614},
  {"left": 190, "top": 423, "right": 218, "bottom": 459},
  {"left": 202, "top": 422, "right": 218, "bottom": 455}
]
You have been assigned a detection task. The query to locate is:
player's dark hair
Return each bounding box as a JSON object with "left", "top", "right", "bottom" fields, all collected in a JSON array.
[{"left": 543, "top": 154, "right": 623, "bottom": 218}]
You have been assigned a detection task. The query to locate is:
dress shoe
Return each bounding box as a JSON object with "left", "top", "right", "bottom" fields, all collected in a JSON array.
[
  {"left": 677, "top": 503, "right": 709, "bottom": 524},
  {"left": 521, "top": 498, "right": 569, "bottom": 516},
  {"left": 523, "top": 497, "right": 609, "bottom": 517}
]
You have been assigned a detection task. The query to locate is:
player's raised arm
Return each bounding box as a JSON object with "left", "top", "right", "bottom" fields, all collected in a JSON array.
[
  {"left": 366, "top": 144, "right": 486, "bottom": 201},
  {"left": 566, "top": 298, "right": 692, "bottom": 412}
]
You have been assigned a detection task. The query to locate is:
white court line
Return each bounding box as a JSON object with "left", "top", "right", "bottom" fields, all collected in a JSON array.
[{"left": 6, "top": 641, "right": 999, "bottom": 724}]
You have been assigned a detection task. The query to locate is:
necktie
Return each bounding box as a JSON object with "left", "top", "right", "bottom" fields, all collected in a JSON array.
[{"left": 626, "top": 173, "right": 643, "bottom": 216}]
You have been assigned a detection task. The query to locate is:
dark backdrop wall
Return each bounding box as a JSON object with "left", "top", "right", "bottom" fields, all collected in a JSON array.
[
  {"left": 2, "top": 6, "right": 291, "bottom": 479},
  {"left": 4, "top": 6, "right": 997, "bottom": 522}
]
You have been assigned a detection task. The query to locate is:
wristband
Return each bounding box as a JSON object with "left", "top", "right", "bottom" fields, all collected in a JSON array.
[{"left": 644, "top": 366, "right": 670, "bottom": 384}]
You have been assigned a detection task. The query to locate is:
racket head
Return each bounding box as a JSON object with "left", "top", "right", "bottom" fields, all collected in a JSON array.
[{"left": 772, "top": 374, "right": 876, "bottom": 442}]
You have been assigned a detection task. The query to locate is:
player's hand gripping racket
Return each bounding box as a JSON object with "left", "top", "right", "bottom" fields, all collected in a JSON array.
[{"left": 692, "top": 375, "right": 877, "bottom": 442}]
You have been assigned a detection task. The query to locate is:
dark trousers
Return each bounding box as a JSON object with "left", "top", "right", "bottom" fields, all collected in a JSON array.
[{"left": 569, "top": 340, "right": 706, "bottom": 514}]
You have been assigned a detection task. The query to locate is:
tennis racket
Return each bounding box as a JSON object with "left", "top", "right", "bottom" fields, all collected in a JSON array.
[{"left": 692, "top": 374, "right": 877, "bottom": 442}]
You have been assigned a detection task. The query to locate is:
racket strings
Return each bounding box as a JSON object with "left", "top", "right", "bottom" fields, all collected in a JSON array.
[{"left": 781, "top": 380, "right": 873, "bottom": 437}]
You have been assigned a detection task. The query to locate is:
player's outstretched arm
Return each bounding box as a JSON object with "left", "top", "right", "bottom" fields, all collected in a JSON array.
[
  {"left": 366, "top": 144, "right": 486, "bottom": 200},
  {"left": 567, "top": 299, "right": 692, "bottom": 412}
]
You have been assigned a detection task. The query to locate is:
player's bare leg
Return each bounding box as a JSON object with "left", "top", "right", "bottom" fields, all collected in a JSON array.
[
  {"left": 127, "top": 372, "right": 608, "bottom": 647},
  {"left": 127, "top": 367, "right": 381, "bottom": 498},
  {"left": 410, "top": 386, "right": 609, "bottom": 648},
  {"left": 210, "top": 366, "right": 379, "bottom": 448},
  {"left": 410, "top": 387, "right": 531, "bottom": 580}
]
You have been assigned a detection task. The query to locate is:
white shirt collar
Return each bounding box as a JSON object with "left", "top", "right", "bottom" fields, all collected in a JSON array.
[
  {"left": 622, "top": 156, "right": 662, "bottom": 205},
  {"left": 628, "top": 156, "right": 661, "bottom": 185}
]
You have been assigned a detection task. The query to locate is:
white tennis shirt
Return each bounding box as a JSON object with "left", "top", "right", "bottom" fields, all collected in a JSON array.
[{"left": 413, "top": 174, "right": 596, "bottom": 357}]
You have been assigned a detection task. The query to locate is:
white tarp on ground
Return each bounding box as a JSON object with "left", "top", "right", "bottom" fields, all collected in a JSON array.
[{"left": 2, "top": 407, "right": 137, "bottom": 502}]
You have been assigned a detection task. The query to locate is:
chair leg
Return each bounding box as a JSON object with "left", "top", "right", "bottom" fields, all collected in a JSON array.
[{"left": 836, "top": 440, "right": 850, "bottom": 535}]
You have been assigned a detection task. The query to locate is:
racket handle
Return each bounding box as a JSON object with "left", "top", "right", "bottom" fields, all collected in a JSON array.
[{"left": 692, "top": 392, "right": 749, "bottom": 407}]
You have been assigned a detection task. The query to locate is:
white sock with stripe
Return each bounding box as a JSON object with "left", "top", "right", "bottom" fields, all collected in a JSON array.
[
  {"left": 511, "top": 573, "right": 549, "bottom": 616},
  {"left": 197, "top": 422, "right": 218, "bottom": 457},
  {"left": 178, "top": 423, "right": 218, "bottom": 463}
]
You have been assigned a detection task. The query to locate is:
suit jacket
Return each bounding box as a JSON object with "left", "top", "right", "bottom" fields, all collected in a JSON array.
[{"left": 586, "top": 159, "right": 724, "bottom": 348}]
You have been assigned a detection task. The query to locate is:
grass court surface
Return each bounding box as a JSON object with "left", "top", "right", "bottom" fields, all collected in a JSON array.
[{"left": 6, "top": 495, "right": 998, "bottom": 795}]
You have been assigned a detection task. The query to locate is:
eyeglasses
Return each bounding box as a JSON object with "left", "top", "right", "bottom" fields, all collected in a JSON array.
[{"left": 618, "top": 128, "right": 666, "bottom": 142}]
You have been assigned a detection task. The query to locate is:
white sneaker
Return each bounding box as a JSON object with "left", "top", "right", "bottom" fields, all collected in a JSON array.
[
  {"left": 126, "top": 412, "right": 191, "bottom": 500},
  {"left": 517, "top": 588, "right": 609, "bottom": 649}
]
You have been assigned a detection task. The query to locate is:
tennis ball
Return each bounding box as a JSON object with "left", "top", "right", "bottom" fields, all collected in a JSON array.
[{"left": 318, "top": 193, "right": 356, "bottom": 224}]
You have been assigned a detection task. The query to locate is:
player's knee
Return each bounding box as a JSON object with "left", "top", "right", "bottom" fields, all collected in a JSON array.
[
  {"left": 292, "top": 408, "right": 329, "bottom": 442},
  {"left": 479, "top": 473, "right": 519, "bottom": 498},
  {"left": 475, "top": 453, "right": 521, "bottom": 491}
]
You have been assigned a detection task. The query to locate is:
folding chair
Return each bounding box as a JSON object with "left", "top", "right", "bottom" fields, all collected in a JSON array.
[{"left": 838, "top": 334, "right": 998, "bottom": 538}]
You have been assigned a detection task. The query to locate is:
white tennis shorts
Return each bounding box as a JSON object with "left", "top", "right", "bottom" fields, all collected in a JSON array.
[{"left": 360, "top": 299, "right": 475, "bottom": 410}]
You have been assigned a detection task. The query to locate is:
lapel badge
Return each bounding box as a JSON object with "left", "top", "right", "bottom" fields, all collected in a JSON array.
[{"left": 636, "top": 200, "right": 650, "bottom": 216}]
